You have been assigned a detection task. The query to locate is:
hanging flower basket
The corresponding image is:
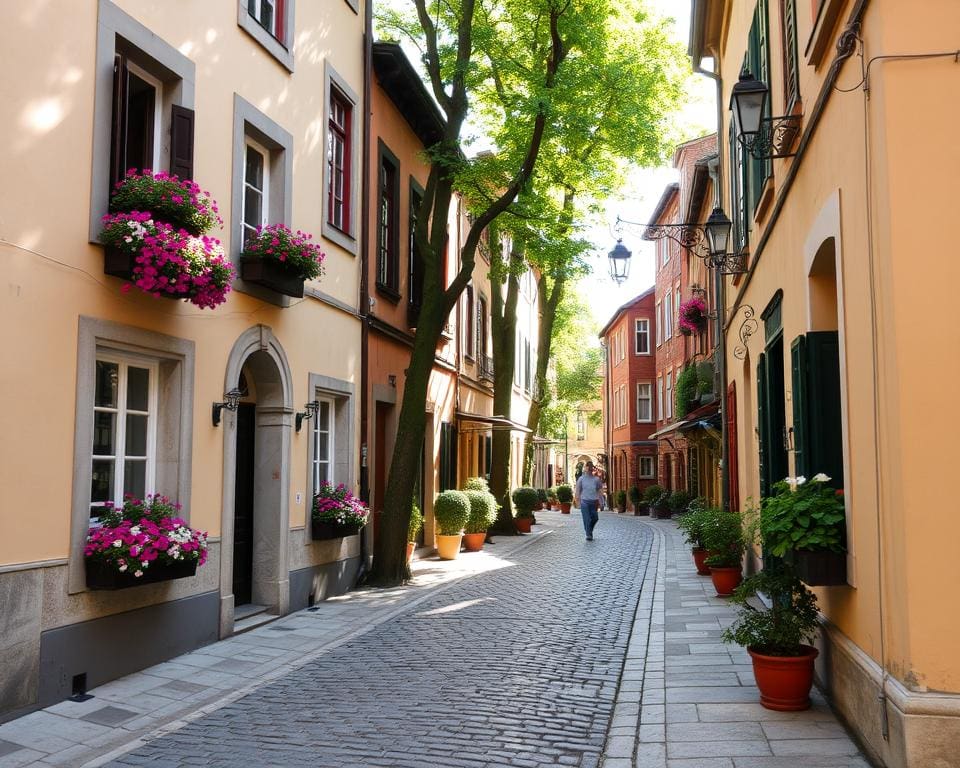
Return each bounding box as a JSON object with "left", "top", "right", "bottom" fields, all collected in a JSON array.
[
  {"left": 678, "top": 297, "right": 708, "bottom": 334},
  {"left": 311, "top": 482, "right": 369, "bottom": 541},
  {"left": 241, "top": 225, "right": 325, "bottom": 298}
]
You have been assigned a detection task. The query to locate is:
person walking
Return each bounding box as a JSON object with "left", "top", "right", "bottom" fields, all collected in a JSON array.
[{"left": 574, "top": 460, "right": 603, "bottom": 541}]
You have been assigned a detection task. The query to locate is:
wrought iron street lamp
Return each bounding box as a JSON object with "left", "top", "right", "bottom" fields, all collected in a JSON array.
[
  {"left": 730, "top": 71, "right": 801, "bottom": 159},
  {"left": 608, "top": 239, "right": 632, "bottom": 284},
  {"left": 704, "top": 207, "right": 732, "bottom": 264}
]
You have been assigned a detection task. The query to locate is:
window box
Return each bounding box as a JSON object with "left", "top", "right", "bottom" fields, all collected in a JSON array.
[
  {"left": 103, "top": 246, "right": 195, "bottom": 300},
  {"left": 311, "top": 520, "right": 361, "bottom": 541},
  {"left": 85, "top": 556, "right": 197, "bottom": 590},
  {"left": 240, "top": 256, "right": 304, "bottom": 298},
  {"left": 787, "top": 549, "right": 847, "bottom": 587}
]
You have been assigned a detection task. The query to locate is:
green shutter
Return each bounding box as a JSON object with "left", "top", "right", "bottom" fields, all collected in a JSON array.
[
  {"left": 783, "top": 0, "right": 800, "bottom": 109},
  {"left": 790, "top": 335, "right": 808, "bottom": 477},
  {"left": 747, "top": 0, "right": 772, "bottom": 211},
  {"left": 757, "top": 352, "right": 769, "bottom": 497},
  {"left": 805, "top": 331, "right": 844, "bottom": 487}
]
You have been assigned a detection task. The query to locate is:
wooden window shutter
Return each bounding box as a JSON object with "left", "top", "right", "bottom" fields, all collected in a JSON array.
[
  {"left": 756, "top": 352, "right": 769, "bottom": 497},
  {"left": 781, "top": 0, "right": 800, "bottom": 110},
  {"left": 169, "top": 104, "right": 195, "bottom": 180},
  {"left": 726, "top": 383, "right": 740, "bottom": 511},
  {"left": 790, "top": 335, "right": 808, "bottom": 477},
  {"left": 805, "top": 331, "right": 844, "bottom": 487},
  {"left": 110, "top": 54, "right": 129, "bottom": 191}
]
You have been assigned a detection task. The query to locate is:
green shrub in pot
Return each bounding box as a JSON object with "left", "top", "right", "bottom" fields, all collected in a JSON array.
[
  {"left": 760, "top": 474, "right": 845, "bottom": 556},
  {"left": 465, "top": 490, "right": 498, "bottom": 533},
  {"left": 511, "top": 487, "right": 540, "bottom": 520},
  {"left": 433, "top": 490, "right": 470, "bottom": 535},
  {"left": 701, "top": 507, "right": 747, "bottom": 568},
  {"left": 408, "top": 500, "right": 423, "bottom": 542},
  {"left": 556, "top": 484, "right": 574, "bottom": 504}
]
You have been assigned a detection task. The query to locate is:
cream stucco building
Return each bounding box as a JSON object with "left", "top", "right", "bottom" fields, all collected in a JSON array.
[
  {"left": 0, "top": 0, "right": 366, "bottom": 719},
  {"left": 690, "top": 0, "right": 960, "bottom": 764}
]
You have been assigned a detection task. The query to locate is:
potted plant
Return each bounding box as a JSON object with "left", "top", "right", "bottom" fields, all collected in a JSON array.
[
  {"left": 722, "top": 561, "right": 821, "bottom": 711},
  {"left": 614, "top": 489, "right": 627, "bottom": 513},
  {"left": 407, "top": 500, "right": 423, "bottom": 562},
  {"left": 433, "top": 490, "right": 470, "bottom": 559},
  {"left": 511, "top": 487, "right": 539, "bottom": 533},
  {"left": 464, "top": 490, "right": 498, "bottom": 550},
  {"left": 547, "top": 487, "right": 559, "bottom": 510},
  {"left": 642, "top": 485, "right": 664, "bottom": 518},
  {"left": 668, "top": 489, "right": 693, "bottom": 518},
  {"left": 761, "top": 474, "right": 847, "bottom": 586},
  {"left": 700, "top": 507, "right": 746, "bottom": 596},
  {"left": 653, "top": 491, "right": 673, "bottom": 519},
  {"left": 240, "top": 224, "right": 325, "bottom": 297},
  {"left": 676, "top": 501, "right": 712, "bottom": 575},
  {"left": 556, "top": 484, "right": 573, "bottom": 514},
  {"left": 311, "top": 482, "right": 370, "bottom": 540},
  {"left": 626, "top": 486, "right": 644, "bottom": 515},
  {"left": 536, "top": 488, "right": 549, "bottom": 511},
  {"left": 84, "top": 494, "right": 208, "bottom": 589}
]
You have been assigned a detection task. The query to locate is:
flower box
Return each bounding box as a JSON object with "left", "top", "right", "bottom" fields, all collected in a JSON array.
[
  {"left": 240, "top": 257, "right": 305, "bottom": 298},
  {"left": 85, "top": 556, "right": 197, "bottom": 590},
  {"left": 311, "top": 520, "right": 362, "bottom": 540},
  {"left": 787, "top": 549, "right": 847, "bottom": 586},
  {"left": 103, "top": 247, "right": 194, "bottom": 299}
]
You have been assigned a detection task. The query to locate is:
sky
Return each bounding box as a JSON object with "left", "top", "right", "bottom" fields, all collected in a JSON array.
[{"left": 582, "top": 0, "right": 717, "bottom": 332}]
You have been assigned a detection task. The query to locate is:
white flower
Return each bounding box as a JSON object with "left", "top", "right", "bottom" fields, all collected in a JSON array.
[
  {"left": 812, "top": 473, "right": 831, "bottom": 483},
  {"left": 796, "top": 476, "right": 807, "bottom": 485},
  {"left": 112, "top": 539, "right": 123, "bottom": 548},
  {"left": 142, "top": 560, "right": 149, "bottom": 567},
  {"left": 134, "top": 570, "right": 144, "bottom": 577},
  {"left": 118, "top": 564, "right": 128, "bottom": 572},
  {"left": 784, "top": 477, "right": 798, "bottom": 489},
  {"left": 130, "top": 526, "right": 141, "bottom": 535}
]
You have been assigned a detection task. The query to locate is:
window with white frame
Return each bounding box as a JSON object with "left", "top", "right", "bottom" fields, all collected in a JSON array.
[
  {"left": 247, "top": 0, "right": 279, "bottom": 38},
  {"left": 657, "top": 375, "right": 664, "bottom": 421},
  {"left": 656, "top": 303, "right": 662, "bottom": 346},
  {"left": 242, "top": 138, "right": 269, "bottom": 247},
  {"left": 676, "top": 287, "right": 681, "bottom": 327},
  {"left": 666, "top": 370, "right": 673, "bottom": 419},
  {"left": 90, "top": 354, "right": 158, "bottom": 523},
  {"left": 636, "top": 382, "right": 652, "bottom": 422},
  {"left": 620, "top": 386, "right": 627, "bottom": 427},
  {"left": 311, "top": 398, "right": 335, "bottom": 488},
  {"left": 664, "top": 292, "right": 672, "bottom": 339},
  {"left": 639, "top": 455, "right": 655, "bottom": 479},
  {"left": 662, "top": 238, "right": 670, "bottom": 266},
  {"left": 576, "top": 411, "right": 585, "bottom": 441},
  {"left": 635, "top": 319, "right": 650, "bottom": 355}
]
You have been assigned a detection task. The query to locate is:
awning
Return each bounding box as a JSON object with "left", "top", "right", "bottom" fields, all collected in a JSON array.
[
  {"left": 648, "top": 420, "right": 690, "bottom": 440},
  {"left": 679, "top": 403, "right": 721, "bottom": 440},
  {"left": 454, "top": 411, "right": 533, "bottom": 433}
]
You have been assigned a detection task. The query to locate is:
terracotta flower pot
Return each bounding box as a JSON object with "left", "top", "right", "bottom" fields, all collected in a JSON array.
[
  {"left": 748, "top": 645, "right": 819, "bottom": 711},
  {"left": 462, "top": 532, "right": 486, "bottom": 551},
  {"left": 709, "top": 566, "right": 743, "bottom": 596},
  {"left": 515, "top": 517, "right": 533, "bottom": 533},
  {"left": 692, "top": 548, "right": 711, "bottom": 576},
  {"left": 559, "top": 502, "right": 571, "bottom": 514},
  {"left": 436, "top": 533, "right": 463, "bottom": 560},
  {"left": 406, "top": 541, "right": 416, "bottom": 562}
]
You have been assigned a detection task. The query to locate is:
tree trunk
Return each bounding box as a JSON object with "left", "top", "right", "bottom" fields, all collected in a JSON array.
[{"left": 488, "top": 249, "right": 521, "bottom": 535}]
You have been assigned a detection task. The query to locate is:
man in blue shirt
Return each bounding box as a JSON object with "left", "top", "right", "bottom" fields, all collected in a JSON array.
[{"left": 574, "top": 460, "right": 603, "bottom": 541}]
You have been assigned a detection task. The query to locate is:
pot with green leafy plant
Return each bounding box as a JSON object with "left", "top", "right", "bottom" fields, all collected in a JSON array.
[
  {"left": 536, "top": 488, "right": 549, "bottom": 510},
  {"left": 642, "top": 485, "right": 664, "bottom": 518},
  {"left": 628, "top": 486, "right": 642, "bottom": 515},
  {"left": 653, "top": 491, "right": 673, "bottom": 519},
  {"left": 668, "top": 489, "right": 693, "bottom": 518},
  {"left": 761, "top": 474, "right": 847, "bottom": 586},
  {"left": 701, "top": 507, "right": 746, "bottom": 596},
  {"left": 511, "top": 487, "right": 539, "bottom": 533},
  {"left": 722, "top": 560, "right": 820, "bottom": 710},
  {"left": 547, "top": 487, "right": 559, "bottom": 510},
  {"left": 557, "top": 484, "right": 573, "bottom": 514},
  {"left": 433, "top": 490, "right": 470, "bottom": 560},
  {"left": 407, "top": 501, "right": 423, "bottom": 562},
  {"left": 676, "top": 500, "right": 712, "bottom": 575},
  {"left": 463, "top": 489, "right": 498, "bottom": 550}
]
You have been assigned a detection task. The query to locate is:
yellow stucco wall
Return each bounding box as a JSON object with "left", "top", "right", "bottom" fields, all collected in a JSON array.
[
  {"left": 0, "top": 1, "right": 364, "bottom": 566},
  {"left": 717, "top": 0, "right": 960, "bottom": 693}
]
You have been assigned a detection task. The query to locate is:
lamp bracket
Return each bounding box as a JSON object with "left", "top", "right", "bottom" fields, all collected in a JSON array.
[
  {"left": 295, "top": 400, "right": 320, "bottom": 433},
  {"left": 640, "top": 222, "right": 708, "bottom": 250},
  {"left": 212, "top": 388, "right": 243, "bottom": 427},
  {"left": 738, "top": 114, "right": 802, "bottom": 159}
]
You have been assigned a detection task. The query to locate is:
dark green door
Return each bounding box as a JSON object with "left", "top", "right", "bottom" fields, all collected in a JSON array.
[{"left": 233, "top": 403, "right": 255, "bottom": 606}]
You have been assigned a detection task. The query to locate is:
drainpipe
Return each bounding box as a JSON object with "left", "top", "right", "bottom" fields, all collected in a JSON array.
[{"left": 357, "top": 0, "right": 373, "bottom": 573}]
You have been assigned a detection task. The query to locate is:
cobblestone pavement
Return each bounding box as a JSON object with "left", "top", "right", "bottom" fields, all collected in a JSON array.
[{"left": 105, "top": 512, "right": 652, "bottom": 768}]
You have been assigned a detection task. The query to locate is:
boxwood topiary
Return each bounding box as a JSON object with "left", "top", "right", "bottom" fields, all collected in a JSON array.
[
  {"left": 464, "top": 490, "right": 498, "bottom": 533},
  {"left": 511, "top": 486, "right": 540, "bottom": 520},
  {"left": 433, "top": 490, "right": 470, "bottom": 535},
  {"left": 462, "top": 476, "right": 489, "bottom": 492},
  {"left": 556, "top": 484, "right": 574, "bottom": 503},
  {"left": 408, "top": 500, "right": 423, "bottom": 542}
]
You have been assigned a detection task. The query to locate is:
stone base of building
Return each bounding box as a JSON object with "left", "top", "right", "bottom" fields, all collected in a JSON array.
[{"left": 818, "top": 621, "right": 960, "bottom": 768}]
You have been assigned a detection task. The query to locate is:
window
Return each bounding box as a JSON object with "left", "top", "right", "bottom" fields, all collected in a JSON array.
[
  {"left": 576, "top": 411, "right": 586, "bottom": 441},
  {"left": 328, "top": 90, "right": 352, "bottom": 233},
  {"left": 780, "top": 0, "right": 800, "bottom": 111},
  {"left": 515, "top": 332, "right": 523, "bottom": 387},
  {"left": 90, "top": 354, "right": 158, "bottom": 523},
  {"left": 311, "top": 398, "right": 334, "bottom": 488},
  {"left": 666, "top": 371, "right": 673, "bottom": 419},
  {"left": 664, "top": 293, "right": 673, "bottom": 340},
  {"left": 639, "top": 456, "right": 655, "bottom": 479},
  {"left": 657, "top": 376, "right": 664, "bottom": 421},
  {"left": 408, "top": 182, "right": 424, "bottom": 325},
  {"left": 111, "top": 60, "right": 163, "bottom": 186},
  {"left": 636, "top": 383, "right": 652, "bottom": 423},
  {"left": 656, "top": 304, "right": 662, "bottom": 346},
  {"left": 524, "top": 338, "right": 532, "bottom": 394},
  {"left": 376, "top": 145, "right": 400, "bottom": 295},
  {"left": 662, "top": 239, "right": 670, "bottom": 267},
  {"left": 635, "top": 319, "right": 650, "bottom": 355},
  {"left": 676, "top": 288, "right": 682, "bottom": 331},
  {"left": 464, "top": 285, "right": 475, "bottom": 359},
  {"left": 238, "top": 0, "right": 295, "bottom": 71},
  {"left": 242, "top": 138, "right": 269, "bottom": 247},
  {"left": 439, "top": 422, "right": 458, "bottom": 491},
  {"left": 478, "top": 297, "right": 488, "bottom": 360}
]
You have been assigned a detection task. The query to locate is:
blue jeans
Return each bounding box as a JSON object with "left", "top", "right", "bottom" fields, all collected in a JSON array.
[{"left": 580, "top": 500, "right": 599, "bottom": 537}]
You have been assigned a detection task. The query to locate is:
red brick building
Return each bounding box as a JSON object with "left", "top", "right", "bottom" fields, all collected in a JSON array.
[{"left": 599, "top": 288, "right": 658, "bottom": 503}]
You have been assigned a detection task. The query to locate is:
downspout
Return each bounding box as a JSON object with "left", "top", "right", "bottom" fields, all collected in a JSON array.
[
  {"left": 357, "top": 0, "right": 373, "bottom": 572},
  {"left": 689, "top": 0, "right": 727, "bottom": 508}
]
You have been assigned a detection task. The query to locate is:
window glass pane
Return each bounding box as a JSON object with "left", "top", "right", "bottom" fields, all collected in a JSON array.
[
  {"left": 95, "top": 361, "right": 118, "bottom": 407},
  {"left": 319, "top": 401, "right": 330, "bottom": 426},
  {"left": 245, "top": 146, "right": 264, "bottom": 191},
  {"left": 244, "top": 186, "right": 263, "bottom": 229},
  {"left": 124, "top": 460, "right": 147, "bottom": 499},
  {"left": 91, "top": 459, "right": 114, "bottom": 503},
  {"left": 93, "top": 412, "right": 116, "bottom": 456},
  {"left": 126, "top": 414, "right": 148, "bottom": 456},
  {"left": 127, "top": 366, "right": 150, "bottom": 411},
  {"left": 316, "top": 433, "right": 329, "bottom": 462}
]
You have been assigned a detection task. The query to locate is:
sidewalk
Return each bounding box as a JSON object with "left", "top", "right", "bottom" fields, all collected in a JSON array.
[
  {"left": 601, "top": 519, "right": 871, "bottom": 768},
  {"left": 0, "top": 529, "right": 548, "bottom": 768}
]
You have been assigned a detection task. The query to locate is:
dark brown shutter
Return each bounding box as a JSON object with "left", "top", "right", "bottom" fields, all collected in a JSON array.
[
  {"left": 109, "top": 54, "right": 129, "bottom": 191},
  {"left": 169, "top": 104, "right": 195, "bottom": 180}
]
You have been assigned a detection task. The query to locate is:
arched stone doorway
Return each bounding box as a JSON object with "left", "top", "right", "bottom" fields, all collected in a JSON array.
[{"left": 218, "top": 325, "right": 293, "bottom": 637}]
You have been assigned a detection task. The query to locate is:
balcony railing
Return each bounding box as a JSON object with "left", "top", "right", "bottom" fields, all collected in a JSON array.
[{"left": 479, "top": 355, "right": 494, "bottom": 381}]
